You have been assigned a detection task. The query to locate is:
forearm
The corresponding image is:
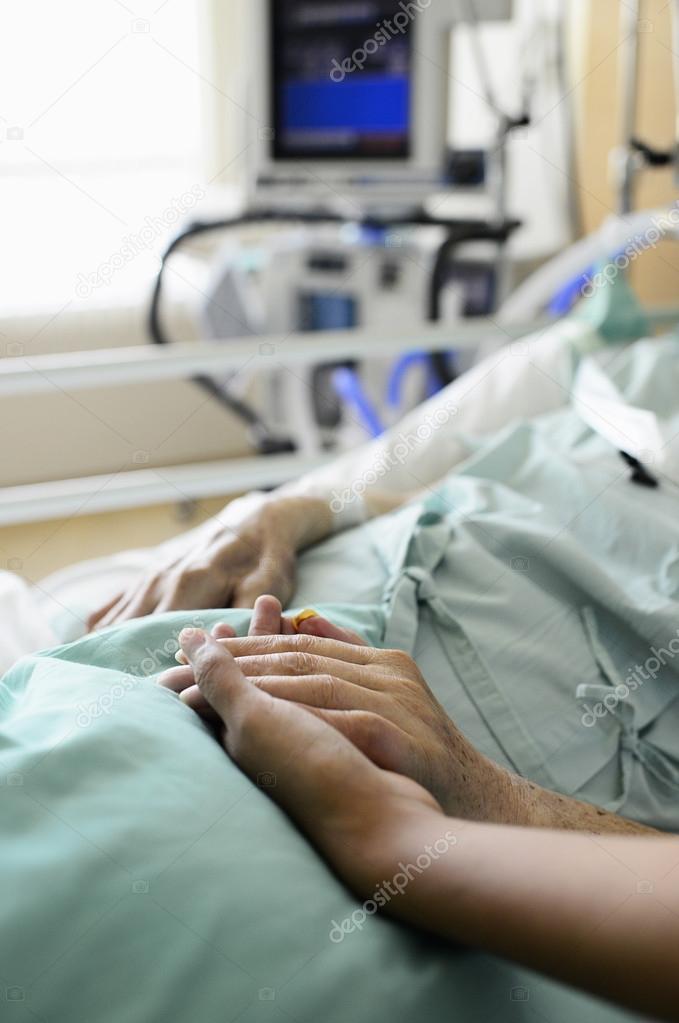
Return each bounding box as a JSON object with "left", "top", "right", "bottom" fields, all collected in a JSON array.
[
  {"left": 278, "top": 322, "right": 577, "bottom": 519},
  {"left": 265, "top": 495, "right": 333, "bottom": 550},
  {"left": 487, "top": 767, "right": 657, "bottom": 836},
  {"left": 384, "top": 814, "right": 679, "bottom": 1021}
]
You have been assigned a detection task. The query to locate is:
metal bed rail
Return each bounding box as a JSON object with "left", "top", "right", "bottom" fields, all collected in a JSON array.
[{"left": 0, "top": 317, "right": 552, "bottom": 527}]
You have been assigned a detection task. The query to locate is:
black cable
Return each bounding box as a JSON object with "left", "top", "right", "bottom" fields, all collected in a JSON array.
[
  {"left": 149, "top": 207, "right": 521, "bottom": 445},
  {"left": 630, "top": 137, "right": 676, "bottom": 168},
  {"left": 426, "top": 219, "right": 521, "bottom": 388},
  {"left": 147, "top": 214, "right": 297, "bottom": 455},
  {"left": 149, "top": 207, "right": 354, "bottom": 346}
]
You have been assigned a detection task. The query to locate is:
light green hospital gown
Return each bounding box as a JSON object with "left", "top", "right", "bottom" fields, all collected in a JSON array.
[{"left": 294, "top": 337, "right": 679, "bottom": 831}]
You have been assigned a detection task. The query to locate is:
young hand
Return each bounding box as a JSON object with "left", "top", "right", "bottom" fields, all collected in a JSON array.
[
  {"left": 175, "top": 626, "right": 447, "bottom": 901},
  {"left": 159, "top": 597, "right": 508, "bottom": 820}
]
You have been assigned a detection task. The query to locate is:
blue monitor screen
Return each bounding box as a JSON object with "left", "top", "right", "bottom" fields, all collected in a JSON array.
[{"left": 270, "top": 0, "right": 413, "bottom": 160}]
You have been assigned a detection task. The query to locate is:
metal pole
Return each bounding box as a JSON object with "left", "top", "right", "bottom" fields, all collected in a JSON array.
[
  {"left": 618, "top": 0, "right": 641, "bottom": 214},
  {"left": 672, "top": 0, "right": 679, "bottom": 185}
]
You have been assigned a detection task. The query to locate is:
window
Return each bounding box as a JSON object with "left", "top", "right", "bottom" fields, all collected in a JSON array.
[{"left": 0, "top": 0, "right": 206, "bottom": 314}]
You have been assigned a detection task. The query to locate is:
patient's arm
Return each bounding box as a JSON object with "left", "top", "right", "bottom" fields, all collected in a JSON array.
[
  {"left": 176, "top": 628, "right": 679, "bottom": 1023},
  {"left": 278, "top": 321, "right": 575, "bottom": 513},
  {"left": 89, "top": 324, "right": 574, "bottom": 626},
  {"left": 88, "top": 486, "right": 410, "bottom": 628},
  {"left": 89, "top": 495, "right": 332, "bottom": 628}
]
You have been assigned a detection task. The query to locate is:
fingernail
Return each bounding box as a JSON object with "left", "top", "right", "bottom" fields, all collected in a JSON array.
[
  {"left": 179, "top": 627, "right": 207, "bottom": 653},
  {"left": 291, "top": 609, "right": 319, "bottom": 632},
  {"left": 175, "top": 650, "right": 188, "bottom": 664}
]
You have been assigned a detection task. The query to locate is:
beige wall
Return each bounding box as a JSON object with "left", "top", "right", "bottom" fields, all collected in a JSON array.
[
  {"left": 572, "top": 0, "right": 679, "bottom": 303},
  {"left": 0, "top": 498, "right": 228, "bottom": 583}
]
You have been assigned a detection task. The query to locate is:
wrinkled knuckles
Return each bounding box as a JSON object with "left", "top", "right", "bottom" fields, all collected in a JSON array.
[
  {"left": 278, "top": 650, "right": 319, "bottom": 675},
  {"left": 381, "top": 648, "right": 419, "bottom": 676}
]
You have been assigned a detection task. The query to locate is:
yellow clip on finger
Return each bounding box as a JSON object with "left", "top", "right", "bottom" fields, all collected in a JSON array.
[{"left": 292, "top": 608, "right": 319, "bottom": 632}]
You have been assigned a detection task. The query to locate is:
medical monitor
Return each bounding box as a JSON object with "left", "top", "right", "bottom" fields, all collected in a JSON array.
[{"left": 249, "top": 0, "right": 513, "bottom": 204}]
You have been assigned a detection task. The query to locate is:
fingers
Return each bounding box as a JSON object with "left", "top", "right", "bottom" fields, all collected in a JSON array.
[
  {"left": 178, "top": 629, "right": 377, "bottom": 821},
  {"left": 95, "top": 583, "right": 159, "bottom": 629},
  {"left": 157, "top": 664, "right": 195, "bottom": 692},
  {"left": 233, "top": 652, "right": 378, "bottom": 688},
  {"left": 173, "top": 621, "right": 237, "bottom": 666},
  {"left": 87, "top": 593, "right": 122, "bottom": 631},
  {"left": 296, "top": 614, "right": 367, "bottom": 646},
  {"left": 220, "top": 633, "right": 375, "bottom": 665},
  {"left": 249, "top": 597, "right": 292, "bottom": 634},
  {"left": 178, "top": 628, "right": 255, "bottom": 721},
  {"left": 154, "top": 571, "right": 234, "bottom": 614},
  {"left": 253, "top": 674, "right": 379, "bottom": 711},
  {"left": 179, "top": 683, "right": 219, "bottom": 721},
  {"left": 248, "top": 598, "right": 361, "bottom": 643},
  {"left": 211, "top": 622, "right": 237, "bottom": 640},
  {"left": 162, "top": 647, "right": 373, "bottom": 698}
]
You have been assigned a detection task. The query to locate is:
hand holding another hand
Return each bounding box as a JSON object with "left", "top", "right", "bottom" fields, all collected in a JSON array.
[{"left": 159, "top": 596, "right": 510, "bottom": 822}]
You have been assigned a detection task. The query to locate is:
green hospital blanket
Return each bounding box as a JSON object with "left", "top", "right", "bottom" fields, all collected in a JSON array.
[{"left": 2, "top": 339, "right": 679, "bottom": 1022}]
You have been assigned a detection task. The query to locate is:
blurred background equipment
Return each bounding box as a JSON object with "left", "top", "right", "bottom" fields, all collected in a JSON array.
[
  {"left": 150, "top": 0, "right": 574, "bottom": 453},
  {"left": 3, "top": 1, "right": 679, "bottom": 573}
]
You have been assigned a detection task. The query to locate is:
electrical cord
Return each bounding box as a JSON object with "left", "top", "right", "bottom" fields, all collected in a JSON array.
[
  {"left": 147, "top": 214, "right": 299, "bottom": 455},
  {"left": 149, "top": 208, "right": 521, "bottom": 446},
  {"left": 629, "top": 137, "right": 677, "bottom": 168},
  {"left": 427, "top": 218, "right": 521, "bottom": 387},
  {"left": 149, "top": 210, "right": 358, "bottom": 454}
]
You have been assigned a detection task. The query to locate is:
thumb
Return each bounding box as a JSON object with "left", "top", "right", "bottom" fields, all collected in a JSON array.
[{"left": 178, "top": 628, "right": 254, "bottom": 720}]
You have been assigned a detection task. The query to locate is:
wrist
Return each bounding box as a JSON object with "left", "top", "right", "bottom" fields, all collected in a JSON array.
[
  {"left": 470, "top": 763, "right": 542, "bottom": 827},
  {"left": 262, "top": 496, "right": 333, "bottom": 551},
  {"left": 439, "top": 748, "right": 526, "bottom": 825},
  {"left": 330, "top": 799, "right": 453, "bottom": 901}
]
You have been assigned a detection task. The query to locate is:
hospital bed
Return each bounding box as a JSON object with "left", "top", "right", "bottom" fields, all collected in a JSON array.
[{"left": 2, "top": 273, "right": 679, "bottom": 1022}]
